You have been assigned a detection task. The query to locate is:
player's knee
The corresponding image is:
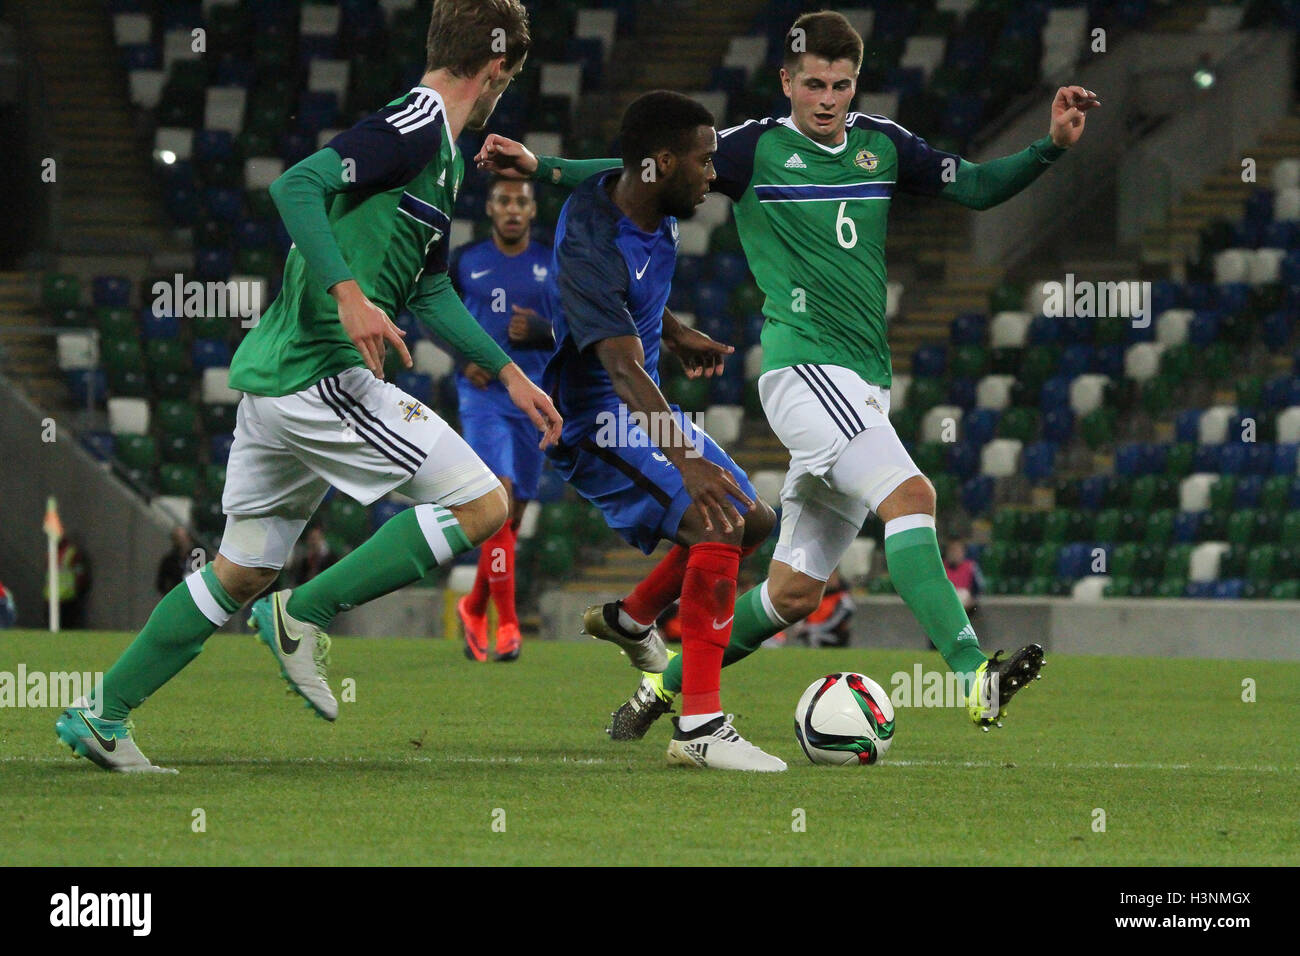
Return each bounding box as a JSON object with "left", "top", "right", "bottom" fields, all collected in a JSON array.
[
  {"left": 770, "top": 574, "right": 824, "bottom": 623},
  {"left": 879, "top": 475, "right": 936, "bottom": 523},
  {"left": 212, "top": 555, "right": 277, "bottom": 605},
  {"left": 450, "top": 485, "right": 509, "bottom": 546}
]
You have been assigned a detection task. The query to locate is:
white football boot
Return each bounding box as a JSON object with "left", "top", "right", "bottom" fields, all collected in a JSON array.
[
  {"left": 581, "top": 601, "right": 669, "bottom": 673},
  {"left": 55, "top": 698, "right": 178, "bottom": 774},
  {"left": 666, "top": 715, "right": 787, "bottom": 772},
  {"left": 250, "top": 589, "right": 339, "bottom": 721}
]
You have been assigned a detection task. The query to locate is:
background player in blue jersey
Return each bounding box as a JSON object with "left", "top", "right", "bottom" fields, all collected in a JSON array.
[
  {"left": 537, "top": 91, "right": 784, "bottom": 771},
  {"left": 451, "top": 176, "right": 553, "bottom": 662}
]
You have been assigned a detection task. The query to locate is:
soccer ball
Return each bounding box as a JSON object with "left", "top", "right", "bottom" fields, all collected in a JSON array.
[{"left": 794, "top": 672, "right": 896, "bottom": 765}]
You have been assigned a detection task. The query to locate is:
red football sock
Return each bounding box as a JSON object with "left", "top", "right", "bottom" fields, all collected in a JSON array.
[
  {"left": 486, "top": 523, "right": 517, "bottom": 628},
  {"left": 677, "top": 542, "right": 741, "bottom": 716},
  {"left": 465, "top": 533, "right": 493, "bottom": 617},
  {"left": 623, "top": 542, "right": 756, "bottom": 627}
]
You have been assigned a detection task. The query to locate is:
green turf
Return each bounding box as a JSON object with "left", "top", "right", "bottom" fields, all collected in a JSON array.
[{"left": 2, "top": 629, "right": 1298, "bottom": 865}]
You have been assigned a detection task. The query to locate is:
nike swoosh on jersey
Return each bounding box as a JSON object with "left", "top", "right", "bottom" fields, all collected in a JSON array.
[
  {"left": 711, "top": 615, "right": 735, "bottom": 630},
  {"left": 635, "top": 257, "right": 651, "bottom": 280},
  {"left": 470, "top": 269, "right": 492, "bottom": 279},
  {"left": 275, "top": 597, "right": 300, "bottom": 655},
  {"left": 81, "top": 713, "right": 117, "bottom": 753}
]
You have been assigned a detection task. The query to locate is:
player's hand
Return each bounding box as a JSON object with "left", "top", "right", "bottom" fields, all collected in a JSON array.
[
  {"left": 463, "top": 361, "right": 493, "bottom": 388},
  {"left": 332, "top": 280, "right": 411, "bottom": 379},
  {"left": 1049, "top": 86, "right": 1099, "bottom": 149},
  {"left": 500, "top": 363, "right": 562, "bottom": 449},
  {"left": 678, "top": 455, "right": 752, "bottom": 534},
  {"left": 474, "top": 134, "right": 538, "bottom": 179},
  {"left": 664, "top": 325, "right": 734, "bottom": 379},
  {"left": 508, "top": 305, "right": 544, "bottom": 344}
]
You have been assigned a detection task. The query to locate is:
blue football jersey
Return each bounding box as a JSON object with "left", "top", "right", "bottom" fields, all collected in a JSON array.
[
  {"left": 542, "top": 171, "right": 679, "bottom": 447},
  {"left": 451, "top": 237, "right": 552, "bottom": 415}
]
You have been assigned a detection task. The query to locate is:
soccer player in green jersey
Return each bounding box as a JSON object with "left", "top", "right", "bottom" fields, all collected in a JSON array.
[
  {"left": 56, "top": 0, "right": 561, "bottom": 773},
  {"left": 476, "top": 10, "right": 1098, "bottom": 738}
]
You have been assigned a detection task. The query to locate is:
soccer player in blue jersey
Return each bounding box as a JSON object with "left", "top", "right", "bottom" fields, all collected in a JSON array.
[
  {"left": 538, "top": 90, "right": 784, "bottom": 771},
  {"left": 451, "top": 176, "right": 554, "bottom": 662}
]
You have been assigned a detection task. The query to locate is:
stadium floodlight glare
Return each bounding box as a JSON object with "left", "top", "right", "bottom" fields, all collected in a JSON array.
[
  {"left": 1192, "top": 67, "right": 1216, "bottom": 90},
  {"left": 154, "top": 149, "right": 177, "bottom": 165}
]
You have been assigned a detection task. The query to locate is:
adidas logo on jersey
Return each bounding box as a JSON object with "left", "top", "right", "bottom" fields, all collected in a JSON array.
[{"left": 784, "top": 153, "right": 807, "bottom": 169}]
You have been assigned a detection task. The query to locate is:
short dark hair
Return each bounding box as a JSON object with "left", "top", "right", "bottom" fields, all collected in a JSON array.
[
  {"left": 783, "top": 10, "right": 863, "bottom": 73},
  {"left": 488, "top": 174, "right": 533, "bottom": 196},
  {"left": 619, "top": 90, "right": 714, "bottom": 168},
  {"left": 426, "top": 0, "right": 531, "bottom": 78}
]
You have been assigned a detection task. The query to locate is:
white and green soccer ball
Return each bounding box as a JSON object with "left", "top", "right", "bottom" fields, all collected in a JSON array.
[{"left": 794, "top": 672, "right": 896, "bottom": 766}]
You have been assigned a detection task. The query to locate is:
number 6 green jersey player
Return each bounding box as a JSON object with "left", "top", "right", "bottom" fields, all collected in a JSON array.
[{"left": 478, "top": 10, "right": 1099, "bottom": 738}]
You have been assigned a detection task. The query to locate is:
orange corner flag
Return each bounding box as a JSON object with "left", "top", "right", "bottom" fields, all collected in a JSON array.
[{"left": 43, "top": 496, "right": 63, "bottom": 540}]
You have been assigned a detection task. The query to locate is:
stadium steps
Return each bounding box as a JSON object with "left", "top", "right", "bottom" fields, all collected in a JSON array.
[
  {"left": 0, "top": 274, "right": 66, "bottom": 410},
  {"left": 24, "top": 0, "right": 167, "bottom": 256},
  {"left": 1142, "top": 109, "right": 1300, "bottom": 267}
]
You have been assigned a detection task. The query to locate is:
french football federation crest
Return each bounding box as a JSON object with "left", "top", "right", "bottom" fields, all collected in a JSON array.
[
  {"left": 854, "top": 149, "right": 878, "bottom": 172},
  {"left": 533, "top": 262, "right": 548, "bottom": 281},
  {"left": 397, "top": 399, "right": 428, "bottom": 422}
]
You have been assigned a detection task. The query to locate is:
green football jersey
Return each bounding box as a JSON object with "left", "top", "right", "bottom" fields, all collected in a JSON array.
[
  {"left": 229, "top": 87, "right": 462, "bottom": 397},
  {"left": 712, "top": 113, "right": 959, "bottom": 388}
]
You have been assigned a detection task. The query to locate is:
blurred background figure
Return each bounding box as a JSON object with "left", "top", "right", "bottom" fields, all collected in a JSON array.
[
  {"left": 155, "top": 526, "right": 197, "bottom": 595},
  {"left": 0, "top": 577, "right": 16, "bottom": 628},
  {"left": 288, "top": 526, "right": 337, "bottom": 586},
  {"left": 44, "top": 534, "right": 90, "bottom": 629},
  {"left": 944, "top": 539, "right": 984, "bottom": 617},
  {"left": 786, "top": 568, "right": 855, "bottom": 648}
]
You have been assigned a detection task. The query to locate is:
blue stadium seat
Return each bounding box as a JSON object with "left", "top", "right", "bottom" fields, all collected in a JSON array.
[
  {"left": 1042, "top": 407, "right": 1074, "bottom": 443},
  {"left": 66, "top": 370, "right": 107, "bottom": 407},
  {"left": 201, "top": 187, "right": 242, "bottom": 223},
  {"left": 1214, "top": 283, "right": 1250, "bottom": 313},
  {"left": 142, "top": 312, "right": 180, "bottom": 339},
  {"left": 1230, "top": 219, "right": 1260, "bottom": 248},
  {"left": 741, "top": 313, "right": 764, "bottom": 348},
  {"left": 950, "top": 312, "right": 987, "bottom": 345},
  {"left": 370, "top": 499, "right": 406, "bottom": 530},
  {"left": 1149, "top": 280, "right": 1180, "bottom": 313},
  {"left": 1192, "top": 444, "right": 1221, "bottom": 473},
  {"left": 392, "top": 310, "right": 423, "bottom": 342},
  {"left": 1274, "top": 443, "right": 1298, "bottom": 475},
  {"left": 1218, "top": 443, "right": 1246, "bottom": 475},
  {"left": 712, "top": 252, "right": 748, "bottom": 290},
  {"left": 911, "top": 345, "right": 946, "bottom": 378},
  {"left": 295, "top": 91, "right": 340, "bottom": 135},
  {"left": 1235, "top": 474, "right": 1264, "bottom": 507},
  {"left": 1264, "top": 222, "right": 1298, "bottom": 252},
  {"left": 195, "top": 248, "right": 234, "bottom": 281},
  {"left": 92, "top": 276, "right": 132, "bottom": 308},
  {"left": 1079, "top": 475, "right": 1110, "bottom": 510},
  {"left": 694, "top": 282, "right": 729, "bottom": 318},
  {"left": 948, "top": 441, "right": 980, "bottom": 480},
  {"left": 710, "top": 375, "right": 744, "bottom": 405},
  {"left": 1185, "top": 581, "right": 1216, "bottom": 599},
  {"left": 1213, "top": 579, "right": 1245, "bottom": 600},
  {"left": 1094, "top": 344, "right": 1124, "bottom": 377},
  {"left": 280, "top": 132, "right": 315, "bottom": 166},
  {"left": 1187, "top": 311, "right": 1219, "bottom": 346},
  {"left": 1115, "top": 443, "right": 1144, "bottom": 476},
  {"left": 1026, "top": 314, "right": 1058, "bottom": 345},
  {"left": 394, "top": 372, "right": 434, "bottom": 402},
  {"left": 535, "top": 465, "right": 566, "bottom": 503},
  {"left": 960, "top": 475, "right": 994, "bottom": 515},
  {"left": 947, "top": 376, "right": 976, "bottom": 410},
  {"left": 674, "top": 254, "right": 705, "bottom": 287},
  {"left": 1173, "top": 511, "right": 1202, "bottom": 543},
  {"left": 1060, "top": 314, "right": 1094, "bottom": 344},
  {"left": 210, "top": 434, "right": 234, "bottom": 465},
  {"left": 82, "top": 430, "right": 116, "bottom": 461},
  {"left": 1174, "top": 408, "right": 1201, "bottom": 442},
  {"left": 964, "top": 408, "right": 998, "bottom": 445},
  {"left": 194, "top": 130, "right": 236, "bottom": 162},
  {"left": 1183, "top": 282, "right": 1216, "bottom": 311},
  {"left": 1244, "top": 189, "right": 1273, "bottom": 225},
  {"left": 1059, "top": 345, "right": 1092, "bottom": 378},
  {"left": 192, "top": 339, "right": 232, "bottom": 370},
  {"left": 121, "top": 44, "right": 159, "bottom": 71},
  {"left": 1283, "top": 251, "right": 1300, "bottom": 285},
  {"left": 1022, "top": 441, "right": 1056, "bottom": 482},
  {"left": 1039, "top": 374, "right": 1069, "bottom": 411},
  {"left": 1056, "top": 543, "right": 1090, "bottom": 580},
  {"left": 163, "top": 184, "right": 198, "bottom": 225},
  {"left": 215, "top": 56, "right": 255, "bottom": 88},
  {"left": 235, "top": 219, "right": 274, "bottom": 249},
  {"left": 1262, "top": 311, "right": 1292, "bottom": 349}
]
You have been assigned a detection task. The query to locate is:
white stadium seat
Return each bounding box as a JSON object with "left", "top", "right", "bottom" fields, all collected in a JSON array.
[
  {"left": 1272, "top": 159, "right": 1300, "bottom": 192},
  {"left": 129, "top": 70, "right": 166, "bottom": 108},
  {"left": 1068, "top": 373, "right": 1109, "bottom": 416},
  {"left": 921, "top": 404, "right": 962, "bottom": 443},
  {"left": 539, "top": 63, "right": 583, "bottom": 105},
  {"left": 673, "top": 310, "right": 696, "bottom": 329},
  {"left": 692, "top": 92, "right": 728, "bottom": 126},
  {"left": 162, "top": 29, "right": 201, "bottom": 71},
  {"left": 1213, "top": 249, "right": 1251, "bottom": 284},
  {"left": 1198, "top": 5, "right": 1244, "bottom": 31},
  {"left": 1123, "top": 342, "right": 1163, "bottom": 382},
  {"left": 1249, "top": 248, "right": 1286, "bottom": 285},
  {"left": 890, "top": 374, "right": 910, "bottom": 411},
  {"left": 1274, "top": 187, "right": 1300, "bottom": 222},
  {"left": 1198, "top": 405, "right": 1235, "bottom": 445},
  {"left": 702, "top": 405, "right": 744, "bottom": 446},
  {"left": 1040, "top": 8, "right": 1087, "bottom": 78},
  {"left": 316, "top": 128, "right": 344, "bottom": 149},
  {"left": 975, "top": 374, "right": 1014, "bottom": 410},
  {"left": 152, "top": 495, "right": 193, "bottom": 529},
  {"left": 899, "top": 37, "right": 946, "bottom": 81},
  {"left": 108, "top": 398, "right": 150, "bottom": 435},
  {"left": 300, "top": 5, "right": 340, "bottom": 37},
  {"left": 855, "top": 92, "right": 898, "bottom": 119},
  {"left": 751, "top": 470, "right": 784, "bottom": 506},
  {"left": 980, "top": 437, "right": 1021, "bottom": 477},
  {"left": 113, "top": 12, "right": 152, "bottom": 45},
  {"left": 448, "top": 565, "right": 478, "bottom": 593},
  {"left": 1276, "top": 406, "right": 1300, "bottom": 445},
  {"left": 937, "top": 0, "right": 977, "bottom": 14},
  {"left": 1071, "top": 575, "right": 1109, "bottom": 601},
  {"left": 57, "top": 332, "right": 98, "bottom": 371},
  {"left": 838, "top": 537, "right": 876, "bottom": 586},
  {"left": 379, "top": 0, "right": 418, "bottom": 14},
  {"left": 839, "top": 9, "right": 875, "bottom": 40},
  {"left": 154, "top": 127, "right": 194, "bottom": 163},
  {"left": 413, "top": 340, "right": 453, "bottom": 379},
  {"left": 205, "top": 87, "right": 247, "bottom": 134},
  {"left": 692, "top": 192, "right": 732, "bottom": 230},
  {"left": 722, "top": 36, "right": 768, "bottom": 79},
  {"left": 202, "top": 367, "right": 241, "bottom": 405},
  {"left": 1179, "top": 473, "right": 1218, "bottom": 513},
  {"left": 523, "top": 132, "right": 563, "bottom": 159},
  {"left": 307, "top": 59, "right": 351, "bottom": 100},
  {"left": 449, "top": 219, "right": 474, "bottom": 252},
  {"left": 676, "top": 221, "right": 710, "bottom": 257},
  {"left": 743, "top": 345, "right": 764, "bottom": 381},
  {"left": 244, "top": 157, "right": 284, "bottom": 190},
  {"left": 885, "top": 281, "right": 903, "bottom": 320},
  {"left": 1188, "top": 542, "right": 1229, "bottom": 582},
  {"left": 990, "top": 311, "right": 1031, "bottom": 348},
  {"left": 575, "top": 9, "right": 617, "bottom": 59},
  {"left": 1155, "top": 308, "right": 1193, "bottom": 346},
  {"left": 1025, "top": 281, "right": 1054, "bottom": 316}
]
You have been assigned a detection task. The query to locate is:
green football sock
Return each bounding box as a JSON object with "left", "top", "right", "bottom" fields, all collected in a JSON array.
[
  {"left": 96, "top": 564, "right": 240, "bottom": 721},
  {"left": 287, "top": 504, "right": 471, "bottom": 629},
  {"left": 662, "top": 582, "right": 787, "bottom": 694},
  {"left": 884, "top": 518, "right": 987, "bottom": 692}
]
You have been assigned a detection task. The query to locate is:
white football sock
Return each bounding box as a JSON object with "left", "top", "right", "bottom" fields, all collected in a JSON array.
[{"left": 678, "top": 711, "right": 724, "bottom": 733}]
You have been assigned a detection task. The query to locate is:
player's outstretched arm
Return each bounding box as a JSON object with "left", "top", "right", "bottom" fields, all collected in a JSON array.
[
  {"left": 661, "top": 307, "right": 733, "bottom": 379},
  {"left": 940, "top": 86, "right": 1099, "bottom": 211},
  {"left": 499, "top": 364, "right": 562, "bottom": 449},
  {"left": 474, "top": 133, "right": 619, "bottom": 189},
  {"left": 594, "top": 335, "right": 751, "bottom": 533}
]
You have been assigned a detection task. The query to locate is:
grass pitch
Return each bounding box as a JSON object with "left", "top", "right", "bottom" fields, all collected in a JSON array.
[{"left": 2, "top": 629, "right": 1298, "bottom": 866}]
